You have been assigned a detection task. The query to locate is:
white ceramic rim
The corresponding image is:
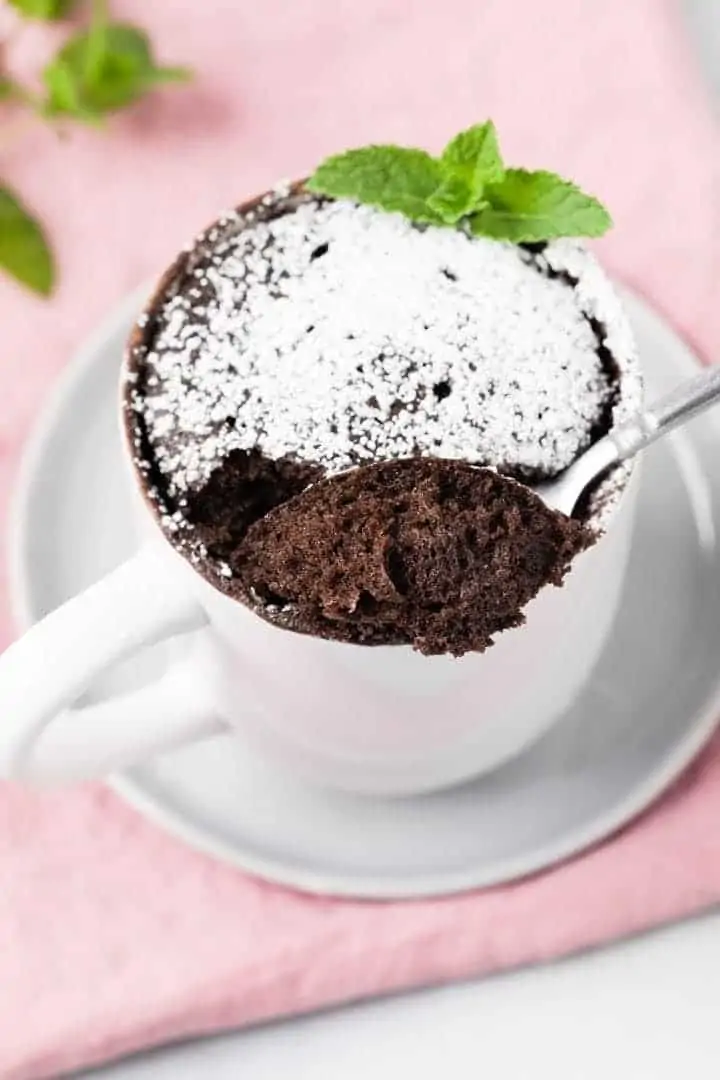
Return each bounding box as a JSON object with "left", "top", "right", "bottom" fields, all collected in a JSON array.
[{"left": 6, "top": 284, "right": 720, "bottom": 899}]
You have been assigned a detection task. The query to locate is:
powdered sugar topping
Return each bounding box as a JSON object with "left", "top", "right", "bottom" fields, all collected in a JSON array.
[{"left": 130, "top": 193, "right": 640, "bottom": 508}]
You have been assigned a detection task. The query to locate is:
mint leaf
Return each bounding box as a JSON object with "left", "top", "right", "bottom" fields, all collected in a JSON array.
[
  {"left": 470, "top": 169, "right": 612, "bottom": 242},
  {"left": 307, "top": 146, "right": 445, "bottom": 224},
  {"left": 441, "top": 121, "right": 505, "bottom": 201},
  {"left": 43, "top": 60, "right": 101, "bottom": 123},
  {"left": 7, "top": 0, "right": 74, "bottom": 18},
  {"left": 427, "top": 175, "right": 480, "bottom": 224},
  {"left": 84, "top": 0, "right": 110, "bottom": 87},
  {"left": 0, "top": 185, "right": 54, "bottom": 295},
  {"left": 43, "top": 22, "right": 191, "bottom": 122}
]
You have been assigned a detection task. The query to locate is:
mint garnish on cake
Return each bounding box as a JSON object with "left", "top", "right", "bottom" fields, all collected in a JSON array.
[{"left": 306, "top": 121, "right": 611, "bottom": 241}]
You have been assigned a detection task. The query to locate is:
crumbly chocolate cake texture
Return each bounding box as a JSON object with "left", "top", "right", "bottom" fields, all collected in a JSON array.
[
  {"left": 126, "top": 186, "right": 641, "bottom": 655},
  {"left": 236, "top": 459, "right": 592, "bottom": 656}
]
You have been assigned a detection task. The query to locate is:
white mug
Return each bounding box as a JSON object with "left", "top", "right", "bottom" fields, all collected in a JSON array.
[{"left": 0, "top": 350, "right": 640, "bottom": 795}]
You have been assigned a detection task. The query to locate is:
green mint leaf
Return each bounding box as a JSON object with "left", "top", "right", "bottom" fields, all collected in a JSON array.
[
  {"left": 43, "top": 22, "right": 191, "bottom": 122},
  {"left": 307, "top": 146, "right": 445, "bottom": 223},
  {"left": 84, "top": 0, "right": 110, "bottom": 86},
  {"left": 7, "top": 0, "right": 75, "bottom": 19},
  {"left": 470, "top": 169, "right": 612, "bottom": 242},
  {"left": 427, "top": 175, "right": 479, "bottom": 224},
  {"left": 441, "top": 121, "right": 505, "bottom": 202},
  {"left": 43, "top": 60, "right": 103, "bottom": 123},
  {"left": 0, "top": 184, "right": 54, "bottom": 295}
]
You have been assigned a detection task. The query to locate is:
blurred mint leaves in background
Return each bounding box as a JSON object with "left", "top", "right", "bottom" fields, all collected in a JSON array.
[
  {"left": 43, "top": 19, "right": 190, "bottom": 122},
  {"left": 8, "top": 0, "right": 73, "bottom": 18},
  {"left": 0, "top": 185, "right": 53, "bottom": 293},
  {"left": 0, "top": 0, "right": 191, "bottom": 295},
  {"left": 308, "top": 121, "right": 612, "bottom": 243}
]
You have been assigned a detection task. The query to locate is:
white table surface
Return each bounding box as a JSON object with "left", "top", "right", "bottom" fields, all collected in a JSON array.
[{"left": 85, "top": 4, "right": 720, "bottom": 1076}]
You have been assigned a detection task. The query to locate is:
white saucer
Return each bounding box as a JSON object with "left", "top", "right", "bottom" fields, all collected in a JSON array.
[{"left": 8, "top": 289, "right": 720, "bottom": 899}]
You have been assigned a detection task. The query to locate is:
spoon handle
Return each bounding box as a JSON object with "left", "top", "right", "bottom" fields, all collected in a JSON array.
[{"left": 611, "top": 364, "right": 720, "bottom": 460}]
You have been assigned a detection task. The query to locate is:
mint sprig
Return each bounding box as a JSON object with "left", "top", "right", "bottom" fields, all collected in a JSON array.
[
  {"left": 307, "top": 121, "right": 612, "bottom": 242},
  {"left": 43, "top": 21, "right": 191, "bottom": 123},
  {"left": 0, "top": 0, "right": 191, "bottom": 296}
]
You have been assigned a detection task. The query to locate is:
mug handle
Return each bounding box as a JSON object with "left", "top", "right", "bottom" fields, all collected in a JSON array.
[{"left": 0, "top": 544, "right": 224, "bottom": 783}]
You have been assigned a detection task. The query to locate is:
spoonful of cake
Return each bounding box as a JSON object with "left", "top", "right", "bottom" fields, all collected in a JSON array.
[
  {"left": 234, "top": 366, "right": 720, "bottom": 657},
  {"left": 536, "top": 365, "right": 720, "bottom": 516}
]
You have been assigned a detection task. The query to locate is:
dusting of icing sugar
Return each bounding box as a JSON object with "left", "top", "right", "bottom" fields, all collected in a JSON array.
[{"left": 130, "top": 193, "right": 641, "bottom": 522}]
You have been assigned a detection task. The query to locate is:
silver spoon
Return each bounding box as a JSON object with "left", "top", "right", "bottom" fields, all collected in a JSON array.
[{"left": 535, "top": 365, "right": 720, "bottom": 517}]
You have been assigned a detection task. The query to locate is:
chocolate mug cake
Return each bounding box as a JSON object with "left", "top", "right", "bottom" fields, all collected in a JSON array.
[{"left": 125, "top": 132, "right": 641, "bottom": 656}]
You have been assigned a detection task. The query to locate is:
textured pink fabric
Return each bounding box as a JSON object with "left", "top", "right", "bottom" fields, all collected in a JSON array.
[{"left": 1, "top": 1, "right": 719, "bottom": 1076}]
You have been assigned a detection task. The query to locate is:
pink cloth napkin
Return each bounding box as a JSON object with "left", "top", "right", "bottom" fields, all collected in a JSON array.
[{"left": 1, "top": 1, "right": 719, "bottom": 1076}]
